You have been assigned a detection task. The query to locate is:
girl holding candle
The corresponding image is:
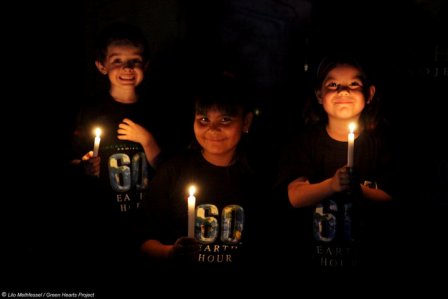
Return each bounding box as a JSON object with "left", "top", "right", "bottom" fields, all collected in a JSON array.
[
  {"left": 140, "top": 75, "right": 266, "bottom": 282},
  {"left": 276, "top": 54, "right": 396, "bottom": 278}
]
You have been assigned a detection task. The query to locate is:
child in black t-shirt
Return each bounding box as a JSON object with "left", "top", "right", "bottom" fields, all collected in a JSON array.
[
  {"left": 141, "top": 76, "right": 265, "bottom": 282},
  {"left": 276, "top": 54, "right": 395, "bottom": 280},
  {"left": 72, "top": 23, "right": 160, "bottom": 175},
  {"left": 70, "top": 23, "right": 161, "bottom": 292}
]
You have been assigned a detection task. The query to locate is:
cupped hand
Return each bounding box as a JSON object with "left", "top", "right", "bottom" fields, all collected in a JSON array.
[{"left": 81, "top": 151, "right": 100, "bottom": 176}]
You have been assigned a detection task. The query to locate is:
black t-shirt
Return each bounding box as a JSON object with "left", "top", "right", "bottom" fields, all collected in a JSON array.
[
  {"left": 276, "top": 124, "right": 394, "bottom": 274},
  {"left": 143, "top": 150, "right": 262, "bottom": 278},
  {"left": 71, "top": 93, "right": 161, "bottom": 253}
]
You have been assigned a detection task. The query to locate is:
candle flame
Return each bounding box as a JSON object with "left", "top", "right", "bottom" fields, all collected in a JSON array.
[
  {"left": 348, "top": 123, "right": 356, "bottom": 133},
  {"left": 94, "top": 127, "right": 102, "bottom": 137},
  {"left": 188, "top": 185, "right": 196, "bottom": 196}
]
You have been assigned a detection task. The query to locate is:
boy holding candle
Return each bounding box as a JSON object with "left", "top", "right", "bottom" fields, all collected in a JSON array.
[
  {"left": 70, "top": 23, "right": 162, "bottom": 291},
  {"left": 140, "top": 75, "right": 266, "bottom": 283},
  {"left": 275, "top": 54, "right": 396, "bottom": 280}
]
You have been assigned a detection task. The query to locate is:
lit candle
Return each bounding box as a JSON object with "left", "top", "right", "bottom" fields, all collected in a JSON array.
[
  {"left": 92, "top": 127, "right": 101, "bottom": 157},
  {"left": 347, "top": 123, "right": 356, "bottom": 168},
  {"left": 188, "top": 185, "right": 196, "bottom": 238}
]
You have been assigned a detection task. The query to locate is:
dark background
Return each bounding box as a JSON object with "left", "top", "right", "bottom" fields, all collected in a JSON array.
[{"left": 3, "top": 0, "right": 447, "bottom": 292}]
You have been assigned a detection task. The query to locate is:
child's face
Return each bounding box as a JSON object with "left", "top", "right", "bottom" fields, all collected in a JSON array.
[
  {"left": 194, "top": 107, "right": 250, "bottom": 165},
  {"left": 316, "top": 64, "right": 373, "bottom": 122},
  {"left": 96, "top": 44, "right": 146, "bottom": 90}
]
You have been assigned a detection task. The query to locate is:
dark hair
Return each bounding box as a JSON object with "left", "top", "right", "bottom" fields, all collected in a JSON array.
[
  {"left": 95, "top": 23, "right": 150, "bottom": 64},
  {"left": 304, "top": 54, "right": 384, "bottom": 131},
  {"left": 194, "top": 76, "right": 253, "bottom": 117}
]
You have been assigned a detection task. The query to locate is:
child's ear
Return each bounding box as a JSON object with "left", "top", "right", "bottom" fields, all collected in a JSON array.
[
  {"left": 243, "top": 112, "right": 254, "bottom": 133},
  {"left": 315, "top": 90, "right": 323, "bottom": 104},
  {"left": 367, "top": 85, "right": 376, "bottom": 104},
  {"left": 95, "top": 60, "right": 107, "bottom": 75}
]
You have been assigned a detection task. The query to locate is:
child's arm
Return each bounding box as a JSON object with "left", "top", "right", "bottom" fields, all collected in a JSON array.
[
  {"left": 117, "top": 118, "right": 161, "bottom": 168},
  {"left": 141, "top": 239, "right": 173, "bottom": 259},
  {"left": 141, "top": 237, "right": 199, "bottom": 260},
  {"left": 288, "top": 166, "right": 351, "bottom": 208},
  {"left": 360, "top": 185, "right": 392, "bottom": 202}
]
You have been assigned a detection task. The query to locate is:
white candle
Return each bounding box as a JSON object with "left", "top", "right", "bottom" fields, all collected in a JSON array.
[
  {"left": 347, "top": 123, "right": 356, "bottom": 168},
  {"left": 92, "top": 127, "right": 101, "bottom": 157},
  {"left": 187, "top": 185, "right": 196, "bottom": 238}
]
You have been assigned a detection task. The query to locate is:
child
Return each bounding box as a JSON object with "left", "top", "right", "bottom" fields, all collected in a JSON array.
[
  {"left": 140, "top": 76, "right": 263, "bottom": 282},
  {"left": 276, "top": 54, "right": 395, "bottom": 278},
  {"left": 72, "top": 22, "right": 160, "bottom": 173},
  {"left": 70, "top": 23, "right": 161, "bottom": 290}
]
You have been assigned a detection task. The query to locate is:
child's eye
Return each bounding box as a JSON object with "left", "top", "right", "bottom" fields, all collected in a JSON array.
[
  {"left": 326, "top": 82, "right": 338, "bottom": 88},
  {"left": 112, "top": 59, "right": 123, "bottom": 66},
  {"left": 131, "top": 59, "right": 143, "bottom": 66},
  {"left": 349, "top": 81, "right": 362, "bottom": 89},
  {"left": 199, "top": 117, "right": 209, "bottom": 125},
  {"left": 220, "top": 116, "right": 234, "bottom": 124}
]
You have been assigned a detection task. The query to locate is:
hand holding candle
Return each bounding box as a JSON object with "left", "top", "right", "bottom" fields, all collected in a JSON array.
[
  {"left": 93, "top": 127, "right": 102, "bottom": 157},
  {"left": 347, "top": 123, "right": 356, "bottom": 168},
  {"left": 187, "top": 185, "right": 196, "bottom": 238}
]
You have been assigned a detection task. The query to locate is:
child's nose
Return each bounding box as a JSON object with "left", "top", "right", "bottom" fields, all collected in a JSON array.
[
  {"left": 209, "top": 122, "right": 222, "bottom": 131},
  {"left": 123, "top": 61, "right": 135, "bottom": 69},
  {"left": 337, "top": 85, "right": 350, "bottom": 94}
]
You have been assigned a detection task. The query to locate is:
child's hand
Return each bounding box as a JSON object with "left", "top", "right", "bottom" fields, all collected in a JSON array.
[
  {"left": 81, "top": 151, "right": 100, "bottom": 177},
  {"left": 170, "top": 237, "right": 200, "bottom": 261},
  {"left": 117, "top": 118, "right": 155, "bottom": 146},
  {"left": 331, "top": 166, "right": 361, "bottom": 195},
  {"left": 117, "top": 118, "right": 161, "bottom": 166},
  {"left": 331, "top": 166, "right": 352, "bottom": 192}
]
